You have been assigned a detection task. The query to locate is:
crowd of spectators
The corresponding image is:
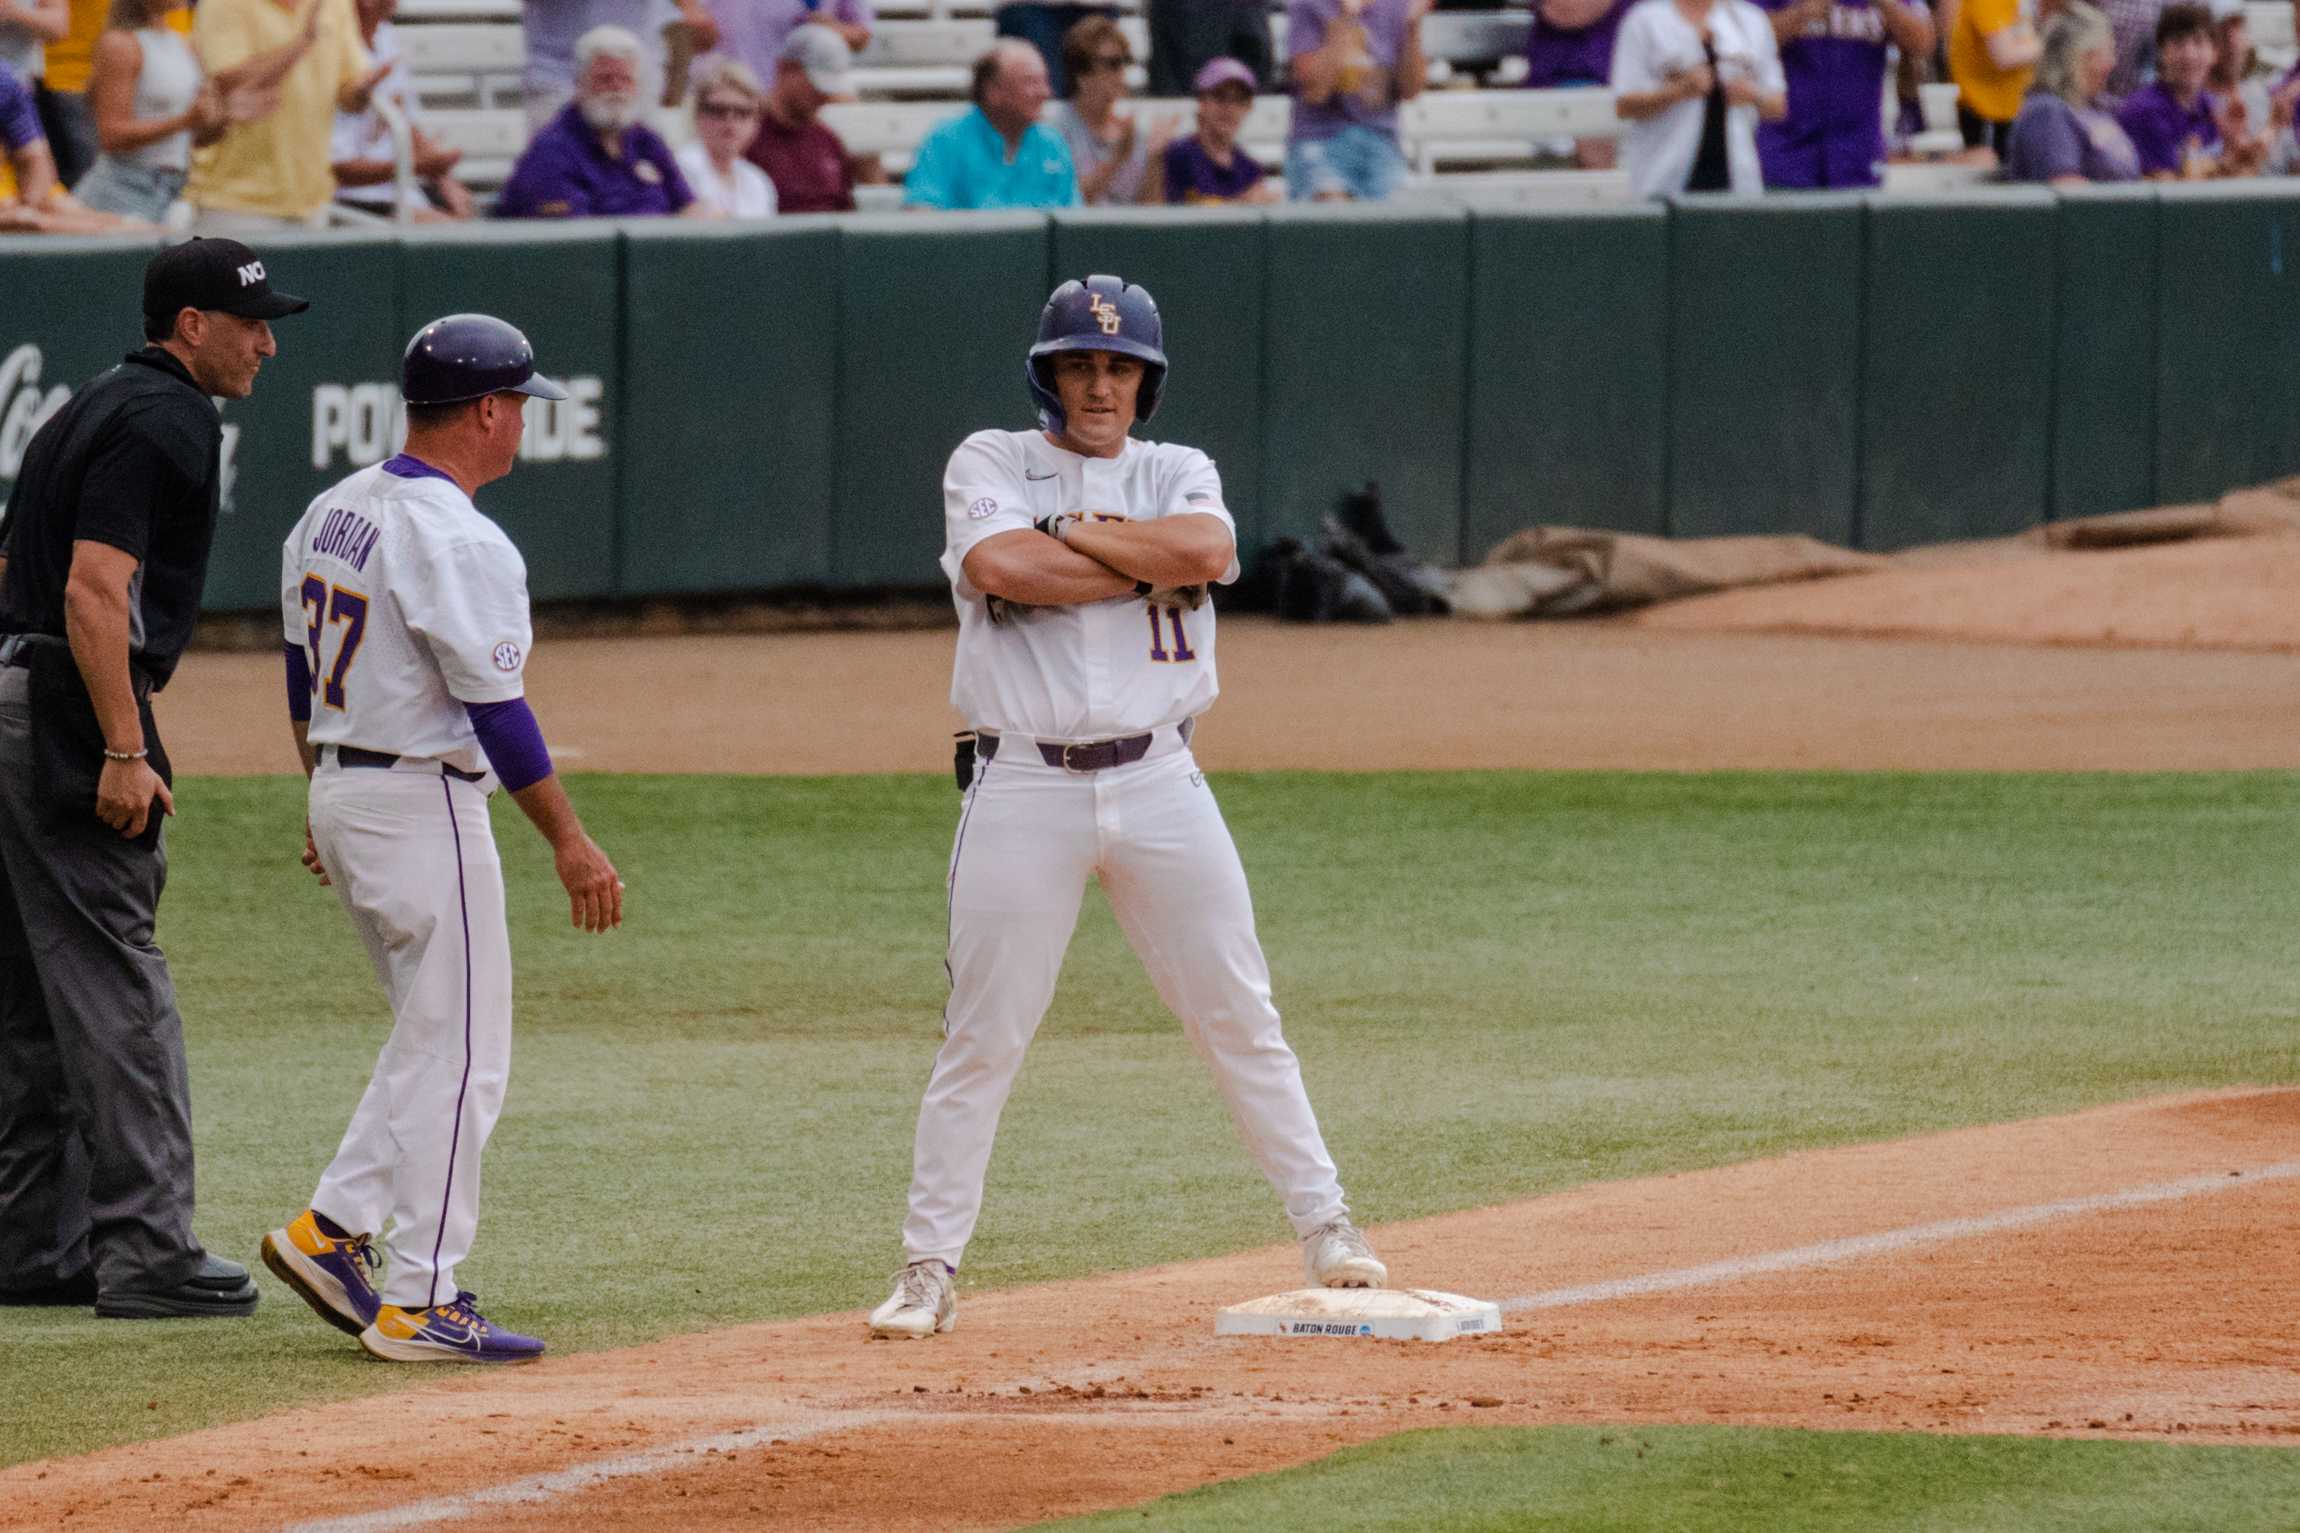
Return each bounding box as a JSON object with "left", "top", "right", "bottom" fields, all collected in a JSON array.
[{"left": 4, "top": 0, "right": 2300, "bottom": 232}]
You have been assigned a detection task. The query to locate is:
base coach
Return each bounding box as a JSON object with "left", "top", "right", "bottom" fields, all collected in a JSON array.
[{"left": 0, "top": 238, "right": 307, "bottom": 1318}]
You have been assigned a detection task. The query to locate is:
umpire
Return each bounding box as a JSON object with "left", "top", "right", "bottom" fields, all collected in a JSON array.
[{"left": 0, "top": 238, "right": 307, "bottom": 1318}]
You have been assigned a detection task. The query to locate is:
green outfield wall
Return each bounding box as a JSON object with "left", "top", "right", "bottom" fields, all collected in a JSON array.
[{"left": 4, "top": 184, "right": 2296, "bottom": 610}]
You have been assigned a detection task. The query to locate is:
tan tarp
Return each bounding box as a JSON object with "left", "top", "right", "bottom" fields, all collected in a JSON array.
[{"left": 1451, "top": 478, "right": 2300, "bottom": 620}]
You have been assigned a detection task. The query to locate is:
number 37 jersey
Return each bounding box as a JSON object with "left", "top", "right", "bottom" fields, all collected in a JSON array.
[
  {"left": 941, "top": 429, "right": 1242, "bottom": 741},
  {"left": 280, "top": 457, "right": 533, "bottom": 775}
]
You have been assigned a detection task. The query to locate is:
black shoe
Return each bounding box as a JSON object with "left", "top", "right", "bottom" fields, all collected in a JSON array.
[
  {"left": 96, "top": 1254, "right": 260, "bottom": 1319},
  {"left": 0, "top": 1271, "right": 98, "bottom": 1306}
]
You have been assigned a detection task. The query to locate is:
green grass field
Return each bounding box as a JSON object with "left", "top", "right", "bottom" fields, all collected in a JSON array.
[
  {"left": 1034, "top": 1426, "right": 2300, "bottom": 1531},
  {"left": 3, "top": 770, "right": 2296, "bottom": 1522}
]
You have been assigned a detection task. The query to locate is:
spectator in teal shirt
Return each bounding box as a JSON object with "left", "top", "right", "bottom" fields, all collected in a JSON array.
[{"left": 904, "top": 40, "right": 1078, "bottom": 208}]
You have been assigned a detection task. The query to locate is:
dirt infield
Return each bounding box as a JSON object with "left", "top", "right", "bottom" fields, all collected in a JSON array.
[
  {"left": 2, "top": 1088, "right": 2292, "bottom": 1531},
  {"left": 164, "top": 618, "right": 2300, "bottom": 776}
]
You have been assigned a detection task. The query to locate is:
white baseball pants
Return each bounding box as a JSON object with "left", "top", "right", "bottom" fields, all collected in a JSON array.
[
  {"left": 902, "top": 730, "right": 1349, "bottom": 1269},
  {"left": 305, "top": 760, "right": 511, "bottom": 1310}
]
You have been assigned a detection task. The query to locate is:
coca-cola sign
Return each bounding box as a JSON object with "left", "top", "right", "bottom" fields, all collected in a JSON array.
[{"left": 0, "top": 343, "right": 71, "bottom": 484}]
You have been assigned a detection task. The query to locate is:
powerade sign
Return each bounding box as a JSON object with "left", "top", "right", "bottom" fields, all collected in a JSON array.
[
  {"left": 5, "top": 231, "right": 624, "bottom": 607},
  {"left": 309, "top": 378, "right": 610, "bottom": 470}
]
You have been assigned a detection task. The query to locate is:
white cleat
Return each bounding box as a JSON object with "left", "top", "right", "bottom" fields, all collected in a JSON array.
[
  {"left": 869, "top": 1259, "right": 957, "bottom": 1339},
  {"left": 1303, "top": 1218, "right": 1388, "bottom": 1289}
]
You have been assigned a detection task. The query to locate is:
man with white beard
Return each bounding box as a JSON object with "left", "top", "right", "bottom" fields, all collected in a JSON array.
[{"left": 494, "top": 25, "right": 701, "bottom": 218}]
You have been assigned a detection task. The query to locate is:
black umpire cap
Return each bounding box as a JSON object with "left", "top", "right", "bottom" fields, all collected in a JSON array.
[{"left": 142, "top": 238, "right": 312, "bottom": 328}]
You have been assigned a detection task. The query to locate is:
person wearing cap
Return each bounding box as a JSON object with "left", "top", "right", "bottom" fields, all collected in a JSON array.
[
  {"left": 0, "top": 237, "right": 306, "bottom": 1318},
  {"left": 702, "top": 0, "right": 870, "bottom": 99},
  {"left": 1162, "top": 55, "right": 1278, "bottom": 202},
  {"left": 260, "top": 315, "right": 622, "bottom": 1365},
  {"left": 744, "top": 22, "right": 876, "bottom": 213},
  {"left": 496, "top": 23, "right": 700, "bottom": 218},
  {"left": 904, "top": 38, "right": 1076, "bottom": 209}
]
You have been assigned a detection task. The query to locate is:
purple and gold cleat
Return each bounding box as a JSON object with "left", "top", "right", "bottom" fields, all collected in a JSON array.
[
  {"left": 358, "top": 1292, "right": 545, "bottom": 1365},
  {"left": 261, "top": 1210, "right": 381, "bottom": 1336}
]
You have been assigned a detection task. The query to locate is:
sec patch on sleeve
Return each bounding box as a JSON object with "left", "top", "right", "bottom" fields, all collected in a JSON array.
[
  {"left": 968, "top": 497, "right": 999, "bottom": 520},
  {"left": 493, "top": 641, "right": 523, "bottom": 672}
]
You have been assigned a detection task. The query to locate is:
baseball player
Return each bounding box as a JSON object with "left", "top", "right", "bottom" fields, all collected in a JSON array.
[
  {"left": 259, "top": 314, "right": 622, "bottom": 1365},
  {"left": 868, "top": 275, "right": 1385, "bottom": 1340}
]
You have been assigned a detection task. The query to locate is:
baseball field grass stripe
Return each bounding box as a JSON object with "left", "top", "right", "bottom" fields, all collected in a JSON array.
[
  {"left": 278, "top": 1411, "right": 899, "bottom": 1533},
  {"left": 1500, "top": 1159, "right": 2300, "bottom": 1314}
]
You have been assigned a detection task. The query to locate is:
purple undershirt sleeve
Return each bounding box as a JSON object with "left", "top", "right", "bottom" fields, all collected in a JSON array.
[
  {"left": 465, "top": 697, "right": 554, "bottom": 792},
  {"left": 284, "top": 643, "right": 312, "bottom": 724}
]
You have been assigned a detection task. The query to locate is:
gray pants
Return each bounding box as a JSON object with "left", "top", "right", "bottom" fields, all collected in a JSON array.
[{"left": 0, "top": 664, "right": 203, "bottom": 1295}]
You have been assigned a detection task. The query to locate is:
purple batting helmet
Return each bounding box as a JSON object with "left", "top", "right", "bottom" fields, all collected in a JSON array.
[
  {"left": 1026, "top": 274, "right": 1167, "bottom": 434},
  {"left": 401, "top": 313, "right": 568, "bottom": 407}
]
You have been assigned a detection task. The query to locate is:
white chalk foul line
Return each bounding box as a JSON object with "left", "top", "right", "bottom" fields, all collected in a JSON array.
[
  {"left": 1500, "top": 1159, "right": 2300, "bottom": 1314},
  {"left": 281, "top": 1157, "right": 2300, "bottom": 1532},
  {"left": 281, "top": 1412, "right": 895, "bottom": 1533}
]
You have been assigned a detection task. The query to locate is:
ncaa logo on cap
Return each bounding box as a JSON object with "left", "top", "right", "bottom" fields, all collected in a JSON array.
[{"left": 237, "top": 260, "right": 267, "bottom": 286}]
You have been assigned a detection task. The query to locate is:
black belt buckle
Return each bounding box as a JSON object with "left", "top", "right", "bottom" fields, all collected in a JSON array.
[{"left": 1046, "top": 732, "right": 1152, "bottom": 772}]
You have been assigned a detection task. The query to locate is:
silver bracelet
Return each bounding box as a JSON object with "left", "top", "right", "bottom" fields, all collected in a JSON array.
[{"left": 103, "top": 747, "right": 149, "bottom": 762}]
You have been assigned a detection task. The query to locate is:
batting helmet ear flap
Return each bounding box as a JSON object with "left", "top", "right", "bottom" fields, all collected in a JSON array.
[{"left": 1026, "top": 275, "right": 1169, "bottom": 434}]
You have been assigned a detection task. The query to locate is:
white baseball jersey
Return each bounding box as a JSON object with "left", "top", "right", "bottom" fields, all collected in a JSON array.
[
  {"left": 280, "top": 459, "right": 533, "bottom": 774},
  {"left": 899, "top": 424, "right": 1355, "bottom": 1278},
  {"left": 941, "top": 429, "right": 1242, "bottom": 741}
]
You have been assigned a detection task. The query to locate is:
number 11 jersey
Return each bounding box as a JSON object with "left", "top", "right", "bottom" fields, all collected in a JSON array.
[
  {"left": 280, "top": 454, "right": 532, "bottom": 774},
  {"left": 941, "top": 429, "right": 1242, "bottom": 742}
]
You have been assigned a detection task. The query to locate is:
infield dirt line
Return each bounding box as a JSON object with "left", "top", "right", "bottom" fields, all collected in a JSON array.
[
  {"left": 1501, "top": 1160, "right": 2300, "bottom": 1313},
  {"left": 277, "top": 1151, "right": 2300, "bottom": 1533}
]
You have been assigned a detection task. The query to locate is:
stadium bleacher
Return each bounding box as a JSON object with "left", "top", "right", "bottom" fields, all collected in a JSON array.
[{"left": 384, "top": 1, "right": 2300, "bottom": 211}]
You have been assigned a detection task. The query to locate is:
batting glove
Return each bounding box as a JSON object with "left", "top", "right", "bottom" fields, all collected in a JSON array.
[{"left": 1141, "top": 583, "right": 1206, "bottom": 611}]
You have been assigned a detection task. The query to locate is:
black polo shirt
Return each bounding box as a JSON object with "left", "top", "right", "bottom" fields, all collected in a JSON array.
[{"left": 0, "top": 348, "right": 222, "bottom": 690}]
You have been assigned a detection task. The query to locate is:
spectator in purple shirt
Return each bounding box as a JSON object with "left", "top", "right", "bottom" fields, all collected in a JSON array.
[
  {"left": 1162, "top": 55, "right": 1279, "bottom": 201},
  {"left": 2116, "top": 2, "right": 2257, "bottom": 175},
  {"left": 1523, "top": 0, "right": 1633, "bottom": 167},
  {"left": 2003, "top": 1, "right": 2141, "bottom": 181},
  {"left": 1753, "top": 0, "right": 1933, "bottom": 187},
  {"left": 1285, "top": 0, "right": 1431, "bottom": 200},
  {"left": 496, "top": 25, "right": 700, "bottom": 217}
]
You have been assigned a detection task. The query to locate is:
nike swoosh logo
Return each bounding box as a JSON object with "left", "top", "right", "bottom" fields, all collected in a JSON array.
[
  {"left": 1024, "top": 470, "right": 1058, "bottom": 481},
  {"left": 425, "top": 1320, "right": 480, "bottom": 1347}
]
